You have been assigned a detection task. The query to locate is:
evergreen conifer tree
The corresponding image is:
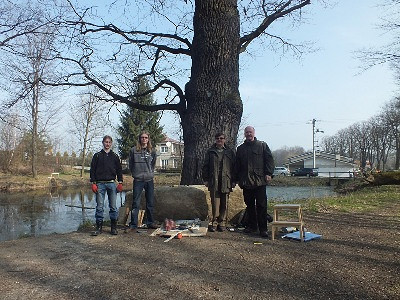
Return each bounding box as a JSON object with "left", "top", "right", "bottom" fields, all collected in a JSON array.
[{"left": 117, "top": 77, "right": 164, "bottom": 159}]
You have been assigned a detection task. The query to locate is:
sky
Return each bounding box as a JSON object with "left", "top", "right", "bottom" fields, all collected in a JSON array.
[
  {"left": 4, "top": 1, "right": 395, "bottom": 154},
  {"left": 161, "top": 0, "right": 398, "bottom": 152},
  {"left": 238, "top": 0, "right": 398, "bottom": 151}
]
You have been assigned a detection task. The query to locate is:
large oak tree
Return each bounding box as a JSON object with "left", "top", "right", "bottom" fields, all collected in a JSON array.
[{"left": 48, "top": 0, "right": 312, "bottom": 184}]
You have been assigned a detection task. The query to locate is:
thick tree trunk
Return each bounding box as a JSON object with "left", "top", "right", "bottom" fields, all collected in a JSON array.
[{"left": 180, "top": 0, "right": 243, "bottom": 185}]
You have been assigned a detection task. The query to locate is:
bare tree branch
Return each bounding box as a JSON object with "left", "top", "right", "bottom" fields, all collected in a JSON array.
[{"left": 239, "top": 0, "right": 311, "bottom": 53}]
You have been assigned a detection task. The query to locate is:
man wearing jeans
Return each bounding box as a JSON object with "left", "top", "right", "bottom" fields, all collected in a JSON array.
[
  {"left": 90, "top": 135, "right": 123, "bottom": 236},
  {"left": 129, "top": 131, "right": 157, "bottom": 230}
]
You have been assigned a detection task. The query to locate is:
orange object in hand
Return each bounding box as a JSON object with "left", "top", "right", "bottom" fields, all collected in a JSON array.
[
  {"left": 117, "top": 183, "right": 123, "bottom": 192},
  {"left": 91, "top": 183, "right": 98, "bottom": 193}
]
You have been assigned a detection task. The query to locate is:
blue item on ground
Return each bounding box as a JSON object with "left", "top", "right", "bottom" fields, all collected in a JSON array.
[{"left": 282, "top": 231, "right": 322, "bottom": 242}]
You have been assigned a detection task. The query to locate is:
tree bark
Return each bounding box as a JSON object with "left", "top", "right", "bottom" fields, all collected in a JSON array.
[{"left": 180, "top": 0, "right": 243, "bottom": 185}]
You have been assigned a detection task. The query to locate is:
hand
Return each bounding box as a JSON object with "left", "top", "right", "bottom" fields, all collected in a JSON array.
[
  {"left": 265, "top": 175, "right": 272, "bottom": 182},
  {"left": 117, "top": 183, "right": 123, "bottom": 192},
  {"left": 91, "top": 183, "right": 98, "bottom": 193}
]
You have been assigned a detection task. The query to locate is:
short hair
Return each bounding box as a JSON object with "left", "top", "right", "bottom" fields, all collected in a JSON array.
[
  {"left": 102, "top": 135, "right": 113, "bottom": 142},
  {"left": 215, "top": 132, "right": 225, "bottom": 138}
]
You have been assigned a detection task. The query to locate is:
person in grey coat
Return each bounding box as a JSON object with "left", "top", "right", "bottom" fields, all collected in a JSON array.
[
  {"left": 128, "top": 131, "right": 157, "bottom": 230},
  {"left": 202, "top": 132, "right": 236, "bottom": 232}
]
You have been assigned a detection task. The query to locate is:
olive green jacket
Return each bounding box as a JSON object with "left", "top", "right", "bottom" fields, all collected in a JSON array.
[
  {"left": 235, "top": 138, "right": 275, "bottom": 189},
  {"left": 202, "top": 144, "right": 236, "bottom": 193}
]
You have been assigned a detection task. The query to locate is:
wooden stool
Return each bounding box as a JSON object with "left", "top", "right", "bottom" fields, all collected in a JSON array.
[{"left": 270, "top": 204, "right": 304, "bottom": 242}]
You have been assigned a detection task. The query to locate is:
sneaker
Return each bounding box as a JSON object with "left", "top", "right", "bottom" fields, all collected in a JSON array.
[
  {"left": 208, "top": 225, "right": 216, "bottom": 232},
  {"left": 216, "top": 225, "right": 224, "bottom": 232}
]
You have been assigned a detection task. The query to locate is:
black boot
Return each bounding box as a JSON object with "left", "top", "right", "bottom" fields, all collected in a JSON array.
[
  {"left": 111, "top": 219, "right": 118, "bottom": 235},
  {"left": 91, "top": 220, "right": 103, "bottom": 236}
]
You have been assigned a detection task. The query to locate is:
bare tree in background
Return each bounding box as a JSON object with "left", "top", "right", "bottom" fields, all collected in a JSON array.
[
  {"left": 357, "top": 0, "right": 400, "bottom": 72},
  {"left": 0, "top": 21, "right": 61, "bottom": 177},
  {"left": 69, "top": 89, "right": 108, "bottom": 177},
  {"left": 272, "top": 146, "right": 305, "bottom": 168},
  {"left": 0, "top": 113, "right": 22, "bottom": 171},
  {"left": 382, "top": 97, "right": 400, "bottom": 169},
  {"left": 0, "top": 0, "right": 60, "bottom": 48}
]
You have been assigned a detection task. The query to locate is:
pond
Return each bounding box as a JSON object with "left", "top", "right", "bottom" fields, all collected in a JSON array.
[
  {"left": 0, "top": 188, "right": 127, "bottom": 242},
  {"left": 0, "top": 186, "right": 336, "bottom": 242},
  {"left": 267, "top": 186, "right": 337, "bottom": 202}
]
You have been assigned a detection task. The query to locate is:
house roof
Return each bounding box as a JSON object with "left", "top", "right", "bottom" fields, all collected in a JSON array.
[
  {"left": 287, "top": 151, "right": 356, "bottom": 166},
  {"left": 162, "top": 136, "right": 184, "bottom": 145}
]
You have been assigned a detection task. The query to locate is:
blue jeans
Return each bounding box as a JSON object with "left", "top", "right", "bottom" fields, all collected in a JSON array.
[
  {"left": 95, "top": 182, "right": 118, "bottom": 222},
  {"left": 130, "top": 180, "right": 154, "bottom": 228}
]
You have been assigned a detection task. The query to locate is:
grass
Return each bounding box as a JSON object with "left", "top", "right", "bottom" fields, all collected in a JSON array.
[{"left": 269, "top": 185, "right": 400, "bottom": 219}]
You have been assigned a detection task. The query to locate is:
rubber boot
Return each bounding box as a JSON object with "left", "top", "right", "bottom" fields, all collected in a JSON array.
[
  {"left": 91, "top": 220, "right": 103, "bottom": 236},
  {"left": 110, "top": 219, "right": 118, "bottom": 235}
]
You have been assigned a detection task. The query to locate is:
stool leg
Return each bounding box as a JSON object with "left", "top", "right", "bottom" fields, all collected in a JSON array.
[
  {"left": 300, "top": 225, "right": 304, "bottom": 242},
  {"left": 271, "top": 226, "right": 275, "bottom": 241}
]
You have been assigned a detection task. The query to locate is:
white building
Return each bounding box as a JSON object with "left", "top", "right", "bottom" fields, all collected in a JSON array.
[
  {"left": 287, "top": 151, "right": 358, "bottom": 178},
  {"left": 155, "top": 136, "right": 184, "bottom": 171}
]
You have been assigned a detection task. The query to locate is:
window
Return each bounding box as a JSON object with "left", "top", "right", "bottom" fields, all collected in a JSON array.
[
  {"left": 172, "top": 159, "right": 178, "bottom": 168},
  {"left": 160, "top": 145, "right": 169, "bottom": 153},
  {"left": 161, "top": 160, "right": 169, "bottom": 169}
]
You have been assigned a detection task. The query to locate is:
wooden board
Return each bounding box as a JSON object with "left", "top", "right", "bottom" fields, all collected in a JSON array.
[{"left": 151, "top": 221, "right": 208, "bottom": 238}]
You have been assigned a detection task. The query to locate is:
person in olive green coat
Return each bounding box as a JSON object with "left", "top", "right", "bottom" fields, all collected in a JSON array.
[{"left": 202, "top": 132, "right": 236, "bottom": 232}]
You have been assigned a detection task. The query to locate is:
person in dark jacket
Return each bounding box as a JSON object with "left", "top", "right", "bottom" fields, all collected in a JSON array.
[
  {"left": 90, "top": 135, "right": 123, "bottom": 236},
  {"left": 202, "top": 133, "right": 236, "bottom": 232},
  {"left": 128, "top": 131, "right": 157, "bottom": 230},
  {"left": 235, "top": 126, "right": 274, "bottom": 238}
]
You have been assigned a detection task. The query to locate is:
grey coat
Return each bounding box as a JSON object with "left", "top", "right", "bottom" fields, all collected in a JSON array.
[{"left": 129, "top": 147, "right": 157, "bottom": 181}]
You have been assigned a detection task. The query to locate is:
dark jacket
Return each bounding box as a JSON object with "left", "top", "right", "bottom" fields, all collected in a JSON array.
[
  {"left": 202, "top": 144, "right": 236, "bottom": 193},
  {"left": 235, "top": 138, "right": 274, "bottom": 189},
  {"left": 90, "top": 150, "right": 123, "bottom": 183},
  {"left": 129, "top": 147, "right": 157, "bottom": 181}
]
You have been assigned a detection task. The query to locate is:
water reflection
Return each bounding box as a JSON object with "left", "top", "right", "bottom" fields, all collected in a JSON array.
[
  {"left": 268, "top": 186, "right": 336, "bottom": 201},
  {"left": 0, "top": 188, "right": 127, "bottom": 242},
  {"left": 0, "top": 186, "right": 335, "bottom": 242}
]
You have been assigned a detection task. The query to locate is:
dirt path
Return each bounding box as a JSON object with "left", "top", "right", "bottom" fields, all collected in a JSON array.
[{"left": 0, "top": 207, "right": 399, "bottom": 300}]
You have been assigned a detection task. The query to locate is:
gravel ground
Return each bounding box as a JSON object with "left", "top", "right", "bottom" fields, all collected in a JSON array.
[{"left": 0, "top": 206, "right": 399, "bottom": 300}]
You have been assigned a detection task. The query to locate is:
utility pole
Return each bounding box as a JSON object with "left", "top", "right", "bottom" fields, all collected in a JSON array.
[{"left": 311, "top": 119, "right": 324, "bottom": 168}]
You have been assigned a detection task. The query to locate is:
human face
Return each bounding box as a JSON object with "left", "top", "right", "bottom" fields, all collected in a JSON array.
[
  {"left": 244, "top": 126, "right": 255, "bottom": 142},
  {"left": 215, "top": 135, "right": 225, "bottom": 148},
  {"left": 102, "top": 138, "right": 112, "bottom": 150},
  {"left": 140, "top": 134, "right": 149, "bottom": 147}
]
